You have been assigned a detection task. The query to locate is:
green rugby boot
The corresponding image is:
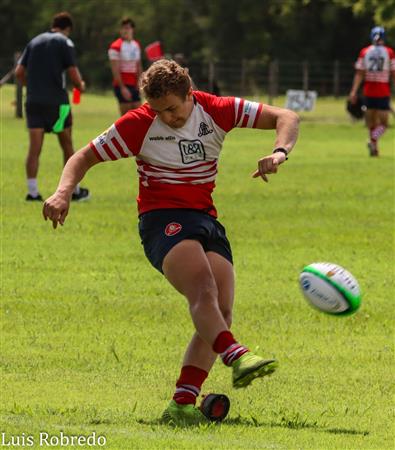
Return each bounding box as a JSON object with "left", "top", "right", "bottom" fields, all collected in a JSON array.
[
  {"left": 161, "top": 400, "right": 209, "bottom": 426},
  {"left": 232, "top": 352, "right": 278, "bottom": 388}
]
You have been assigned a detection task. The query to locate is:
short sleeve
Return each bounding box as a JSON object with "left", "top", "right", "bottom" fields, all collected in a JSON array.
[
  {"left": 355, "top": 48, "right": 366, "bottom": 70},
  {"left": 90, "top": 123, "right": 136, "bottom": 161},
  {"left": 19, "top": 45, "right": 30, "bottom": 67},
  {"left": 62, "top": 38, "right": 76, "bottom": 68},
  {"left": 233, "top": 98, "right": 263, "bottom": 128},
  {"left": 389, "top": 47, "right": 395, "bottom": 71},
  {"left": 194, "top": 91, "right": 262, "bottom": 131},
  {"left": 89, "top": 104, "right": 155, "bottom": 161},
  {"left": 108, "top": 39, "right": 122, "bottom": 60}
]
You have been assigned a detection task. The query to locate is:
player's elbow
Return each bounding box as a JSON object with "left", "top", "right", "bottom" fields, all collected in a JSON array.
[
  {"left": 14, "top": 65, "right": 25, "bottom": 82},
  {"left": 283, "top": 109, "right": 300, "bottom": 128}
]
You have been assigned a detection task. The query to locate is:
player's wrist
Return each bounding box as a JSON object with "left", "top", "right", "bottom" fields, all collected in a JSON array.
[
  {"left": 56, "top": 187, "right": 73, "bottom": 199},
  {"left": 272, "top": 147, "right": 288, "bottom": 161}
]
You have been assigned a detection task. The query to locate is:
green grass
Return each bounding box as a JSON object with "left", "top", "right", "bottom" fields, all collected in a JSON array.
[{"left": 1, "top": 84, "right": 394, "bottom": 449}]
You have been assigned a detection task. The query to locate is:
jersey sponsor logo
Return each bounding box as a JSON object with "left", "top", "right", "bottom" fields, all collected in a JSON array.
[
  {"left": 244, "top": 102, "right": 252, "bottom": 114},
  {"left": 98, "top": 132, "right": 108, "bottom": 146},
  {"left": 149, "top": 135, "right": 175, "bottom": 141},
  {"left": 165, "top": 222, "right": 182, "bottom": 236},
  {"left": 198, "top": 122, "right": 213, "bottom": 137},
  {"left": 179, "top": 139, "right": 206, "bottom": 164}
]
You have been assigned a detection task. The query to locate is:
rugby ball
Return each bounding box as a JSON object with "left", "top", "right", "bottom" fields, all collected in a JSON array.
[{"left": 299, "top": 262, "right": 361, "bottom": 315}]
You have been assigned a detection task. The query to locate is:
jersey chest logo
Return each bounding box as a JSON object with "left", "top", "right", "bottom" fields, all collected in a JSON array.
[
  {"left": 178, "top": 139, "right": 206, "bottom": 164},
  {"left": 198, "top": 121, "right": 213, "bottom": 137}
]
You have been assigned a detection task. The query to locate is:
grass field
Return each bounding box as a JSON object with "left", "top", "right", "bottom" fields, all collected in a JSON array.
[{"left": 1, "top": 84, "right": 394, "bottom": 449}]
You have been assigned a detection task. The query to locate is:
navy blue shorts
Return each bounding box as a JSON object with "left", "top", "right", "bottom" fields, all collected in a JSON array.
[
  {"left": 138, "top": 209, "right": 233, "bottom": 273},
  {"left": 25, "top": 103, "right": 72, "bottom": 133},
  {"left": 113, "top": 85, "right": 141, "bottom": 103},
  {"left": 364, "top": 96, "right": 390, "bottom": 110}
]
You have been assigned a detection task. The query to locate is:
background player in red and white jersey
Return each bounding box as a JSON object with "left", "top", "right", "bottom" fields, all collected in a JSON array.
[
  {"left": 349, "top": 26, "right": 395, "bottom": 156},
  {"left": 43, "top": 60, "right": 299, "bottom": 426},
  {"left": 108, "top": 17, "right": 142, "bottom": 115}
]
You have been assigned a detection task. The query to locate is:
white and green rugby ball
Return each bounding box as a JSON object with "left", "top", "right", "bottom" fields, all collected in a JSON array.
[{"left": 299, "top": 262, "right": 361, "bottom": 315}]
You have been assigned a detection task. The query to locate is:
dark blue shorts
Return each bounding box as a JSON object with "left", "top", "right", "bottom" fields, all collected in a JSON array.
[
  {"left": 364, "top": 96, "right": 390, "bottom": 110},
  {"left": 138, "top": 209, "right": 233, "bottom": 273},
  {"left": 113, "top": 85, "right": 141, "bottom": 103},
  {"left": 25, "top": 103, "right": 72, "bottom": 133}
]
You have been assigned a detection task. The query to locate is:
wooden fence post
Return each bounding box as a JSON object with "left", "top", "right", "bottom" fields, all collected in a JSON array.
[
  {"left": 208, "top": 61, "right": 215, "bottom": 94},
  {"left": 14, "top": 52, "right": 23, "bottom": 118},
  {"left": 333, "top": 60, "right": 340, "bottom": 98},
  {"left": 240, "top": 59, "right": 247, "bottom": 97},
  {"left": 268, "top": 60, "right": 278, "bottom": 105},
  {"left": 302, "top": 60, "right": 309, "bottom": 92}
]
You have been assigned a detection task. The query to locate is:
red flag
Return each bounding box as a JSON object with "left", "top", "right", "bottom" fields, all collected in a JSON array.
[{"left": 145, "top": 41, "right": 164, "bottom": 62}]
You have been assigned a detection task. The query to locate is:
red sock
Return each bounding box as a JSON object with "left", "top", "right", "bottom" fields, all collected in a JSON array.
[
  {"left": 371, "top": 125, "right": 386, "bottom": 141},
  {"left": 173, "top": 365, "right": 208, "bottom": 405},
  {"left": 369, "top": 127, "right": 377, "bottom": 145},
  {"left": 213, "top": 331, "right": 249, "bottom": 366}
]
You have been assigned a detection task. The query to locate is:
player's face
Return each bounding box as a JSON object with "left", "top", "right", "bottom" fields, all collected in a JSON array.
[
  {"left": 120, "top": 25, "right": 133, "bottom": 41},
  {"left": 148, "top": 90, "right": 194, "bottom": 128}
]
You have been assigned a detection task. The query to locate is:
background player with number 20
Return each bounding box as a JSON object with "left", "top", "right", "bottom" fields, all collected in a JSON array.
[
  {"left": 43, "top": 60, "right": 299, "bottom": 426},
  {"left": 349, "top": 26, "right": 395, "bottom": 156}
]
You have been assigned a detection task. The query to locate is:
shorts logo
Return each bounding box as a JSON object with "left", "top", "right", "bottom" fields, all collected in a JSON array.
[
  {"left": 179, "top": 139, "right": 205, "bottom": 164},
  {"left": 165, "top": 222, "right": 182, "bottom": 236}
]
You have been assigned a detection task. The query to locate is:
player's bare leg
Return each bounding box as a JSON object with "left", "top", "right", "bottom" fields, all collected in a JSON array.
[
  {"left": 161, "top": 240, "right": 277, "bottom": 425},
  {"left": 26, "top": 128, "right": 44, "bottom": 179},
  {"left": 57, "top": 127, "right": 89, "bottom": 201},
  {"left": 162, "top": 241, "right": 234, "bottom": 424},
  {"left": 181, "top": 251, "right": 234, "bottom": 372},
  {"left": 119, "top": 101, "right": 140, "bottom": 115},
  {"left": 57, "top": 126, "right": 74, "bottom": 166},
  {"left": 365, "top": 109, "right": 388, "bottom": 156},
  {"left": 25, "top": 128, "right": 44, "bottom": 200},
  {"left": 163, "top": 240, "right": 230, "bottom": 345}
]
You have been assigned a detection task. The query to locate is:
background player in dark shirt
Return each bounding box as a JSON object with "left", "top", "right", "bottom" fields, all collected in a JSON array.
[{"left": 15, "top": 11, "right": 89, "bottom": 201}]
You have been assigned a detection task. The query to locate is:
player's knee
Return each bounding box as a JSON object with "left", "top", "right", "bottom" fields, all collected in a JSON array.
[
  {"left": 189, "top": 278, "right": 218, "bottom": 309},
  {"left": 222, "top": 309, "right": 232, "bottom": 327}
]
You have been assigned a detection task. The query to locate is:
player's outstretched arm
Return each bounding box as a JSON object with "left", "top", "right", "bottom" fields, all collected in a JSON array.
[
  {"left": 67, "top": 66, "right": 85, "bottom": 91},
  {"left": 252, "top": 105, "right": 299, "bottom": 182},
  {"left": 43, "top": 145, "right": 101, "bottom": 229}
]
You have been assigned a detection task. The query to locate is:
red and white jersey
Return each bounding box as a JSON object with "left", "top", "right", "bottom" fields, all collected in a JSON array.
[
  {"left": 90, "top": 91, "right": 263, "bottom": 217},
  {"left": 108, "top": 38, "right": 141, "bottom": 86},
  {"left": 355, "top": 44, "right": 395, "bottom": 97}
]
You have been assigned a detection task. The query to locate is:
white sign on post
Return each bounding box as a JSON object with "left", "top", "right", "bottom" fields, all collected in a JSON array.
[{"left": 285, "top": 90, "right": 317, "bottom": 111}]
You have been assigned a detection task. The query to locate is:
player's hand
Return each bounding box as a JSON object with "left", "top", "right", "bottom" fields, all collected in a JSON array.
[
  {"left": 252, "top": 152, "right": 286, "bottom": 183},
  {"left": 80, "top": 80, "right": 86, "bottom": 92},
  {"left": 121, "top": 85, "right": 132, "bottom": 101},
  {"left": 42, "top": 192, "right": 71, "bottom": 229}
]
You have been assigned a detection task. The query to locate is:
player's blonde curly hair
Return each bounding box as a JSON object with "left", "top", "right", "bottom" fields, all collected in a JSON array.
[{"left": 140, "top": 59, "right": 192, "bottom": 99}]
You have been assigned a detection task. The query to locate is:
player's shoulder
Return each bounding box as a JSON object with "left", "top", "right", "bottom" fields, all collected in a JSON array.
[
  {"left": 113, "top": 103, "right": 156, "bottom": 154},
  {"left": 385, "top": 46, "right": 395, "bottom": 57},
  {"left": 29, "top": 32, "right": 52, "bottom": 46},
  {"left": 133, "top": 39, "right": 142, "bottom": 48},
  {"left": 359, "top": 45, "right": 372, "bottom": 56},
  {"left": 117, "top": 102, "right": 156, "bottom": 126},
  {"left": 193, "top": 90, "right": 236, "bottom": 132},
  {"left": 109, "top": 38, "right": 123, "bottom": 51},
  {"left": 194, "top": 90, "right": 234, "bottom": 109}
]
